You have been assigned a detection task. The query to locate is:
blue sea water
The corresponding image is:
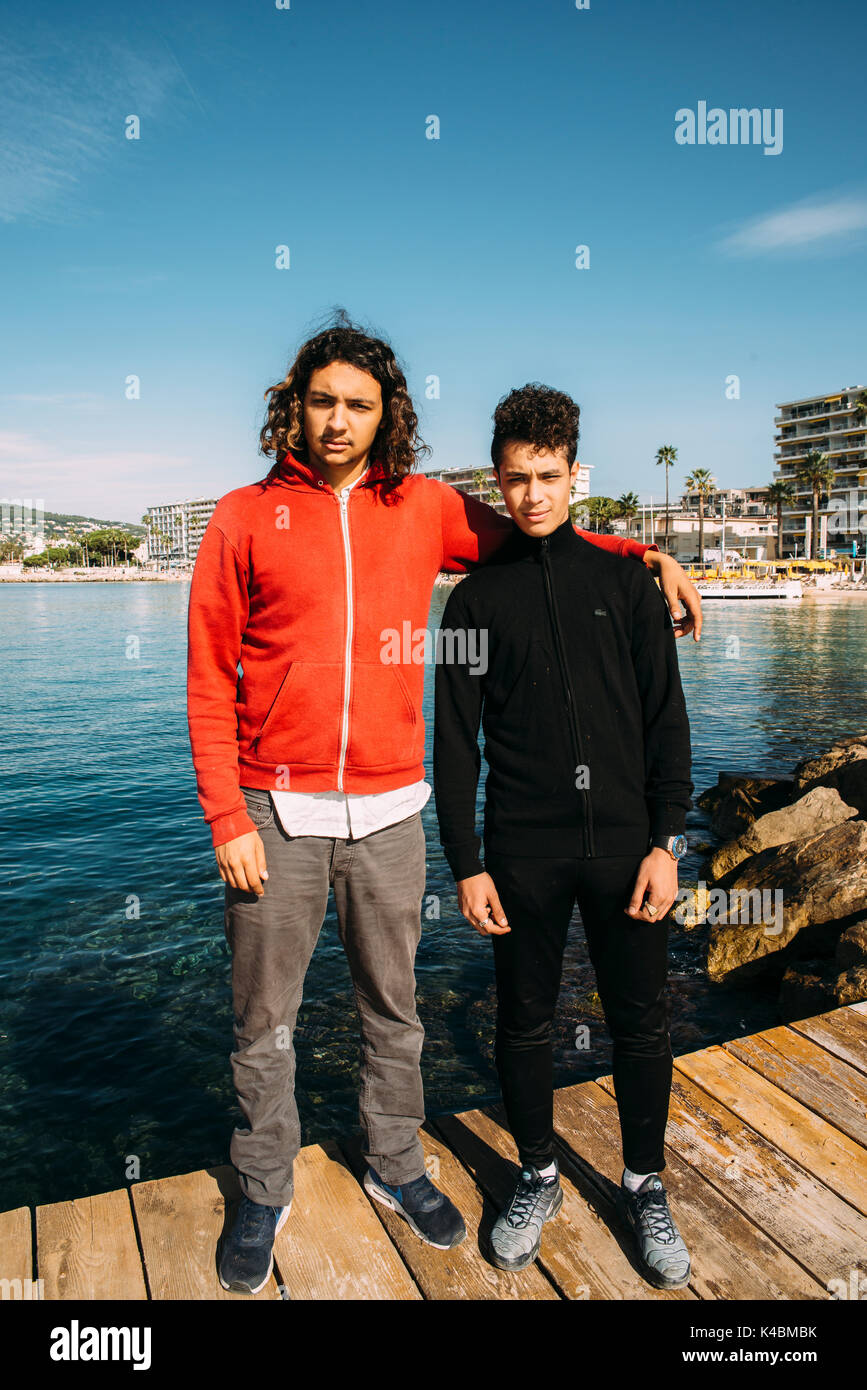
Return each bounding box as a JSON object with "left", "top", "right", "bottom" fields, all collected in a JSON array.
[{"left": 1, "top": 581, "right": 865, "bottom": 1211}]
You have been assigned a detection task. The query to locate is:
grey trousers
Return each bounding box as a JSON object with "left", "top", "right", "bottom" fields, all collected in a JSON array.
[{"left": 223, "top": 787, "right": 427, "bottom": 1207}]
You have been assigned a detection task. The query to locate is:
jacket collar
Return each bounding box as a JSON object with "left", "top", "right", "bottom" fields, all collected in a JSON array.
[
  {"left": 506, "top": 515, "right": 580, "bottom": 559},
  {"left": 271, "top": 446, "right": 389, "bottom": 491}
]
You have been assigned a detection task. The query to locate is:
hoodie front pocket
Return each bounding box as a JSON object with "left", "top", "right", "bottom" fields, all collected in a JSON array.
[
  {"left": 345, "top": 662, "right": 419, "bottom": 768},
  {"left": 250, "top": 661, "right": 343, "bottom": 767}
]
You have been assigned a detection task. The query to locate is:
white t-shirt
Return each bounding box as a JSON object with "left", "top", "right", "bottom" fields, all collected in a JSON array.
[{"left": 262, "top": 472, "right": 431, "bottom": 840}]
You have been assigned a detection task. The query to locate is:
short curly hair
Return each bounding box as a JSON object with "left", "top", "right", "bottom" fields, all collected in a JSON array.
[
  {"left": 259, "top": 308, "right": 430, "bottom": 500},
  {"left": 490, "top": 383, "right": 580, "bottom": 470}
]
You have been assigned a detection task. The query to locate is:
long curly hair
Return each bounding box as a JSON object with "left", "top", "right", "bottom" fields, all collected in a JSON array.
[
  {"left": 259, "top": 309, "right": 430, "bottom": 499},
  {"left": 490, "top": 383, "right": 580, "bottom": 469}
]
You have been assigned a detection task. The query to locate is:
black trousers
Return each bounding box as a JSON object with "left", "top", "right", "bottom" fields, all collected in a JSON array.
[{"left": 485, "top": 849, "right": 673, "bottom": 1175}]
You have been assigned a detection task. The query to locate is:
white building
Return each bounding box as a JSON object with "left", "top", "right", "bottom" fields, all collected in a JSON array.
[
  {"left": 614, "top": 506, "right": 776, "bottom": 562},
  {"left": 773, "top": 385, "right": 867, "bottom": 557},
  {"left": 144, "top": 497, "right": 217, "bottom": 566}
]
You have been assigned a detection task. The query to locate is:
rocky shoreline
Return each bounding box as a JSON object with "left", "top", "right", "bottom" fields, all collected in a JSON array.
[{"left": 682, "top": 734, "right": 867, "bottom": 1020}]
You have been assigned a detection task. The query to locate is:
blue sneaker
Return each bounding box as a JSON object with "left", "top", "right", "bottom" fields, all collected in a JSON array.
[
  {"left": 217, "top": 1195, "right": 291, "bottom": 1294},
  {"left": 364, "top": 1167, "right": 466, "bottom": 1249}
]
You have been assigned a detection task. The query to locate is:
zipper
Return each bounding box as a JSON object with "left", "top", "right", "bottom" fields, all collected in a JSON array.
[
  {"left": 540, "top": 537, "right": 595, "bottom": 858},
  {"left": 336, "top": 487, "right": 354, "bottom": 790}
]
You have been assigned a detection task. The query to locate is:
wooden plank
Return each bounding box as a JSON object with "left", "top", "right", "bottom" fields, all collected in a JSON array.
[
  {"left": 434, "top": 1105, "right": 693, "bottom": 1300},
  {"left": 596, "top": 1070, "right": 867, "bottom": 1286},
  {"left": 132, "top": 1165, "right": 279, "bottom": 1300},
  {"left": 553, "top": 1080, "right": 823, "bottom": 1300},
  {"left": 788, "top": 1006, "right": 867, "bottom": 1077},
  {"left": 0, "top": 1207, "right": 38, "bottom": 1299},
  {"left": 272, "top": 1142, "right": 421, "bottom": 1300},
  {"left": 675, "top": 1045, "right": 867, "bottom": 1214},
  {"left": 36, "top": 1189, "right": 147, "bottom": 1301},
  {"left": 340, "top": 1125, "right": 559, "bottom": 1300},
  {"left": 723, "top": 1026, "right": 867, "bottom": 1147}
]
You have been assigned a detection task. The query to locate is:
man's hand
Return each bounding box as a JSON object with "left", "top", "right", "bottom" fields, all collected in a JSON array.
[
  {"left": 642, "top": 551, "right": 702, "bottom": 642},
  {"left": 215, "top": 830, "right": 269, "bottom": 897},
  {"left": 626, "top": 848, "right": 678, "bottom": 923},
  {"left": 457, "top": 872, "right": 511, "bottom": 935}
]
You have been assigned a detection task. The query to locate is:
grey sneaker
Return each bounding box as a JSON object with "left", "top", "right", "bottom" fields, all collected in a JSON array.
[
  {"left": 488, "top": 1159, "right": 563, "bottom": 1271},
  {"left": 620, "top": 1173, "right": 691, "bottom": 1289}
]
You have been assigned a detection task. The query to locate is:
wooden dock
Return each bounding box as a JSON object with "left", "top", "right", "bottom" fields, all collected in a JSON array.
[{"left": 3, "top": 1002, "right": 866, "bottom": 1301}]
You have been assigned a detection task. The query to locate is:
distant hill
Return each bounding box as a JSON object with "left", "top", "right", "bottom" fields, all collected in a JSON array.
[{"left": 37, "top": 511, "right": 146, "bottom": 539}]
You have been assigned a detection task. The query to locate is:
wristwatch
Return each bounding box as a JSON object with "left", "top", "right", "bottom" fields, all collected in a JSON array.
[{"left": 651, "top": 834, "right": 688, "bottom": 861}]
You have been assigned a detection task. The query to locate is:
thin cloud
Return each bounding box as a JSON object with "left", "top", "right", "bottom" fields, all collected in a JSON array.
[
  {"left": 718, "top": 195, "right": 867, "bottom": 256},
  {"left": 0, "top": 22, "right": 198, "bottom": 225},
  {"left": 3, "top": 393, "right": 106, "bottom": 409},
  {"left": 0, "top": 434, "right": 197, "bottom": 517}
]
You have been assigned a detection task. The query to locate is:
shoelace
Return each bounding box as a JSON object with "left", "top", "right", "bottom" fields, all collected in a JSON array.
[
  {"left": 238, "top": 1200, "right": 275, "bottom": 1245},
  {"left": 630, "top": 1187, "right": 678, "bottom": 1245},
  {"left": 507, "top": 1173, "right": 553, "bottom": 1228}
]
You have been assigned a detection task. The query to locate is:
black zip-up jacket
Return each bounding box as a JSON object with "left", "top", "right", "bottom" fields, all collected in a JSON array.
[{"left": 433, "top": 517, "right": 693, "bottom": 880}]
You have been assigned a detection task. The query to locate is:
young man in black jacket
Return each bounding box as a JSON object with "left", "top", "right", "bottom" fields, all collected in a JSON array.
[{"left": 433, "top": 384, "right": 694, "bottom": 1288}]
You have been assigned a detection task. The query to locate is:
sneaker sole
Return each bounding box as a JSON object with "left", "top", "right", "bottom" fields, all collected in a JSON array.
[
  {"left": 620, "top": 1194, "right": 691, "bottom": 1290},
  {"left": 363, "top": 1171, "right": 466, "bottom": 1250},
  {"left": 217, "top": 1200, "right": 292, "bottom": 1295},
  {"left": 488, "top": 1183, "right": 564, "bottom": 1272}
]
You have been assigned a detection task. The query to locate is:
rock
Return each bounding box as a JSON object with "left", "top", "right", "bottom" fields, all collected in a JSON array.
[
  {"left": 834, "top": 965, "right": 867, "bottom": 1006},
  {"left": 706, "top": 819, "right": 867, "bottom": 984},
  {"left": 697, "top": 775, "right": 794, "bottom": 839},
  {"left": 793, "top": 735, "right": 867, "bottom": 816},
  {"left": 778, "top": 961, "right": 837, "bottom": 1021},
  {"left": 706, "top": 786, "right": 859, "bottom": 879},
  {"left": 836, "top": 918, "right": 867, "bottom": 970}
]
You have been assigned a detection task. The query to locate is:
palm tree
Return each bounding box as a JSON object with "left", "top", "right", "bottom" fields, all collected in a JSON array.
[
  {"left": 655, "top": 445, "right": 678, "bottom": 555},
  {"left": 615, "top": 491, "right": 639, "bottom": 521},
  {"left": 684, "top": 468, "right": 716, "bottom": 565},
  {"left": 852, "top": 389, "right": 867, "bottom": 426},
  {"left": 795, "top": 450, "right": 836, "bottom": 559},
  {"left": 586, "top": 497, "right": 617, "bottom": 533},
  {"left": 766, "top": 479, "right": 795, "bottom": 560},
  {"left": 472, "top": 469, "right": 490, "bottom": 499}
]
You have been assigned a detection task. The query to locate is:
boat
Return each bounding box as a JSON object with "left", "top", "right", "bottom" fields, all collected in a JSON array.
[{"left": 694, "top": 579, "right": 803, "bottom": 600}]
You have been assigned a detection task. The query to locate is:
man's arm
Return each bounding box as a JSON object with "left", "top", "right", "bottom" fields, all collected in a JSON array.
[
  {"left": 186, "top": 519, "right": 258, "bottom": 849},
  {"left": 432, "top": 583, "right": 486, "bottom": 880},
  {"left": 630, "top": 568, "right": 695, "bottom": 839},
  {"left": 433, "top": 478, "right": 701, "bottom": 638},
  {"left": 433, "top": 584, "right": 511, "bottom": 934}
]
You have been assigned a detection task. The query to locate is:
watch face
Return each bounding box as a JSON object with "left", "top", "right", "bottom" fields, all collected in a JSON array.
[{"left": 672, "top": 835, "right": 688, "bottom": 858}]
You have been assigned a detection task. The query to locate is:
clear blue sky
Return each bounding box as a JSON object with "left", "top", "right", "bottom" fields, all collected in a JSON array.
[{"left": 1, "top": 0, "right": 865, "bottom": 522}]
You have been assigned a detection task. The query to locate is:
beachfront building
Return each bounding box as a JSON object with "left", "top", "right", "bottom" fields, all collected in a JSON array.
[
  {"left": 144, "top": 497, "right": 217, "bottom": 568},
  {"left": 422, "top": 461, "right": 593, "bottom": 517},
  {"left": 614, "top": 505, "right": 777, "bottom": 562},
  {"left": 773, "top": 385, "right": 867, "bottom": 558},
  {"left": 679, "top": 485, "right": 772, "bottom": 518}
]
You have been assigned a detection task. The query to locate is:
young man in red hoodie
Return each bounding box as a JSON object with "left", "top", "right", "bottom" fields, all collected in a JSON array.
[{"left": 186, "top": 312, "right": 701, "bottom": 1294}]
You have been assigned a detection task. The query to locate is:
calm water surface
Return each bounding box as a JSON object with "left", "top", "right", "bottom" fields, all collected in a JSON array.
[{"left": 1, "top": 582, "right": 865, "bottom": 1208}]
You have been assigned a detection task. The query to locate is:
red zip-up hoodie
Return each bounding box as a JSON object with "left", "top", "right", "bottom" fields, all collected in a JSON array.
[{"left": 186, "top": 450, "right": 656, "bottom": 847}]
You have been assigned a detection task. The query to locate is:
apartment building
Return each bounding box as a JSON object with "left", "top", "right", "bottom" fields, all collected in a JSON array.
[
  {"left": 144, "top": 497, "right": 217, "bottom": 566},
  {"left": 773, "top": 385, "right": 867, "bottom": 557}
]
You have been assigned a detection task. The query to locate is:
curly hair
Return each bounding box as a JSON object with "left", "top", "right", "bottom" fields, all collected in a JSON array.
[
  {"left": 490, "top": 382, "right": 580, "bottom": 470},
  {"left": 259, "top": 308, "right": 430, "bottom": 499}
]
